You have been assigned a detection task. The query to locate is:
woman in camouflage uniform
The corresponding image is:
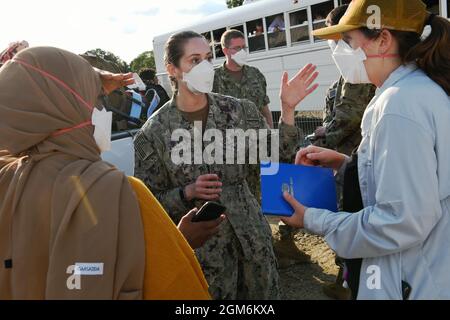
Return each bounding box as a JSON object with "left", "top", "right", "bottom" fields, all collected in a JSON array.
[{"left": 134, "top": 31, "right": 319, "bottom": 300}]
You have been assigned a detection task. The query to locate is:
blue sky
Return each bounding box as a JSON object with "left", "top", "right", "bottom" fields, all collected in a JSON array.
[{"left": 1, "top": 0, "right": 228, "bottom": 63}]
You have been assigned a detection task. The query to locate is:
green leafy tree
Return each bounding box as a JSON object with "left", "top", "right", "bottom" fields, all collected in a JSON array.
[
  {"left": 130, "top": 51, "right": 156, "bottom": 73},
  {"left": 226, "top": 0, "right": 244, "bottom": 9},
  {"left": 84, "top": 49, "right": 129, "bottom": 73}
]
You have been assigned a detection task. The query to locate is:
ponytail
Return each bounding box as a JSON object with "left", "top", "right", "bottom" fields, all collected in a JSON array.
[{"left": 403, "top": 15, "right": 450, "bottom": 95}]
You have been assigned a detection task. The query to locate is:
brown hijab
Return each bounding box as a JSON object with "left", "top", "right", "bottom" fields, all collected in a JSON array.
[{"left": 0, "top": 47, "right": 145, "bottom": 299}]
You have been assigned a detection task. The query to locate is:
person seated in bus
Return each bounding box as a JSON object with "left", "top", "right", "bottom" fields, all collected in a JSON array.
[
  {"left": 268, "top": 14, "right": 285, "bottom": 33},
  {"left": 255, "top": 22, "right": 264, "bottom": 36},
  {"left": 0, "top": 46, "right": 220, "bottom": 300},
  {"left": 248, "top": 22, "right": 266, "bottom": 52},
  {"left": 139, "top": 68, "right": 170, "bottom": 114},
  {"left": 133, "top": 30, "right": 319, "bottom": 300},
  {"left": 282, "top": 0, "right": 450, "bottom": 300}
]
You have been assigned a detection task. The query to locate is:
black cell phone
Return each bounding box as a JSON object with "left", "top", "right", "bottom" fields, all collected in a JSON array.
[{"left": 191, "top": 202, "right": 227, "bottom": 223}]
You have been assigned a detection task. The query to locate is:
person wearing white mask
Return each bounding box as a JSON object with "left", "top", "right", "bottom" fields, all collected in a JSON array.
[
  {"left": 213, "top": 29, "right": 274, "bottom": 218},
  {"left": 282, "top": 0, "right": 450, "bottom": 300},
  {"left": 213, "top": 29, "right": 274, "bottom": 129},
  {"left": 309, "top": 4, "right": 377, "bottom": 301},
  {"left": 134, "top": 30, "right": 320, "bottom": 299}
]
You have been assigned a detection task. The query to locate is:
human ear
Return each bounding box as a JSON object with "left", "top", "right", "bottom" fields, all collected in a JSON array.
[{"left": 378, "top": 29, "right": 394, "bottom": 55}]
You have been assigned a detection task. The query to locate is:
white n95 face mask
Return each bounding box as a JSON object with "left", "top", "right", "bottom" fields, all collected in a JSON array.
[
  {"left": 92, "top": 107, "right": 113, "bottom": 153},
  {"left": 231, "top": 49, "right": 248, "bottom": 66},
  {"left": 331, "top": 40, "right": 371, "bottom": 84},
  {"left": 183, "top": 60, "right": 215, "bottom": 94}
]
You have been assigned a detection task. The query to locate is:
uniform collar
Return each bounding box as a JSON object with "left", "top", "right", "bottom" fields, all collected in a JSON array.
[
  {"left": 222, "top": 61, "right": 247, "bottom": 80},
  {"left": 168, "top": 93, "right": 218, "bottom": 131}
]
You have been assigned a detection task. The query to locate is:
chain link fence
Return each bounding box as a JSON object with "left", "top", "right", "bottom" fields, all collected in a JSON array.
[{"left": 272, "top": 111, "right": 323, "bottom": 147}]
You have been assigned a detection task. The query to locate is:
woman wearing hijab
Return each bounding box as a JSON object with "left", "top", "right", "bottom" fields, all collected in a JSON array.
[{"left": 0, "top": 46, "right": 212, "bottom": 300}]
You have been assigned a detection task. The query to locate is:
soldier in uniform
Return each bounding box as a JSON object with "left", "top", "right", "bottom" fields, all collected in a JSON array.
[
  {"left": 313, "top": 75, "right": 376, "bottom": 155},
  {"left": 134, "top": 31, "right": 319, "bottom": 299},
  {"left": 213, "top": 30, "right": 274, "bottom": 205}
]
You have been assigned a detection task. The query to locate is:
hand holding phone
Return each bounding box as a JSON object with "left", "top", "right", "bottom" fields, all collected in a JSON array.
[
  {"left": 191, "top": 201, "right": 227, "bottom": 223},
  {"left": 178, "top": 206, "right": 226, "bottom": 249}
]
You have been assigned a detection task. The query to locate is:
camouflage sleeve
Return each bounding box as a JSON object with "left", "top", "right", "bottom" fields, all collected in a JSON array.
[
  {"left": 322, "top": 80, "right": 340, "bottom": 126},
  {"left": 322, "top": 83, "right": 375, "bottom": 149},
  {"left": 134, "top": 129, "right": 193, "bottom": 223},
  {"left": 259, "top": 70, "right": 271, "bottom": 107},
  {"left": 212, "top": 72, "right": 219, "bottom": 94},
  {"left": 240, "top": 99, "right": 302, "bottom": 164}
]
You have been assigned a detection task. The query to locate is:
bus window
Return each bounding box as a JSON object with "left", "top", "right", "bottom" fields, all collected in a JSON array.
[
  {"left": 213, "top": 28, "right": 226, "bottom": 59},
  {"left": 448, "top": 0, "right": 450, "bottom": 18},
  {"left": 266, "top": 13, "right": 287, "bottom": 49},
  {"left": 246, "top": 18, "right": 266, "bottom": 53},
  {"left": 338, "top": 0, "right": 352, "bottom": 5},
  {"left": 229, "top": 24, "right": 244, "bottom": 34},
  {"left": 423, "top": 0, "right": 440, "bottom": 15},
  {"left": 289, "top": 9, "right": 309, "bottom": 44},
  {"left": 312, "top": 0, "right": 334, "bottom": 42},
  {"left": 202, "top": 31, "right": 213, "bottom": 51}
]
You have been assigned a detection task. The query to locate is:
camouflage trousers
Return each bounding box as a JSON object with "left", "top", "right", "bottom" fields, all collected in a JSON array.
[{"left": 195, "top": 219, "right": 281, "bottom": 300}]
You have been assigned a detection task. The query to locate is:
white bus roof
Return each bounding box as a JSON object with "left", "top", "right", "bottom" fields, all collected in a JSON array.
[{"left": 153, "top": 0, "right": 325, "bottom": 45}]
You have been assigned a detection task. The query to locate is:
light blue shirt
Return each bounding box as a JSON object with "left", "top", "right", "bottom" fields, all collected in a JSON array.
[{"left": 304, "top": 64, "right": 450, "bottom": 299}]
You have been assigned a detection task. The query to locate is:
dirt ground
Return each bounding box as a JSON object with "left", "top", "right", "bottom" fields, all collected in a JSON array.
[{"left": 267, "top": 218, "right": 339, "bottom": 300}]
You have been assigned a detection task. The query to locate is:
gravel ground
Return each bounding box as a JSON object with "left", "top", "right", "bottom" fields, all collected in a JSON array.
[{"left": 268, "top": 218, "right": 339, "bottom": 300}]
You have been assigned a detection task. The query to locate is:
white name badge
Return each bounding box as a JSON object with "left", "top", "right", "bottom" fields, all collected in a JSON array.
[{"left": 74, "top": 263, "right": 104, "bottom": 276}]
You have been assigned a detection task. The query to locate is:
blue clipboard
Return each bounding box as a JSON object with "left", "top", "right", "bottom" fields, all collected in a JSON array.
[{"left": 261, "top": 163, "right": 338, "bottom": 216}]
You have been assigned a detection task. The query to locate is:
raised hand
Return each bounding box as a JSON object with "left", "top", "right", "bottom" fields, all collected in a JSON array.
[{"left": 280, "top": 63, "right": 319, "bottom": 111}]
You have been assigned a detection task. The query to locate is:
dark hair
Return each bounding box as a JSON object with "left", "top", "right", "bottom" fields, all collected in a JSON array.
[
  {"left": 139, "top": 68, "right": 156, "bottom": 83},
  {"left": 221, "top": 29, "right": 245, "bottom": 48},
  {"left": 164, "top": 31, "right": 204, "bottom": 90},
  {"left": 360, "top": 14, "right": 450, "bottom": 95},
  {"left": 326, "top": 4, "right": 349, "bottom": 27}
]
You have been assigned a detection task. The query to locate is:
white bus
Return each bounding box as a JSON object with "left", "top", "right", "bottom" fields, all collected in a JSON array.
[
  {"left": 105, "top": 0, "right": 448, "bottom": 174},
  {"left": 152, "top": 0, "right": 448, "bottom": 113}
]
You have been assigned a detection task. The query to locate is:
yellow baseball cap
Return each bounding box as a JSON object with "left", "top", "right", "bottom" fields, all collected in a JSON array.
[{"left": 313, "top": 0, "right": 429, "bottom": 40}]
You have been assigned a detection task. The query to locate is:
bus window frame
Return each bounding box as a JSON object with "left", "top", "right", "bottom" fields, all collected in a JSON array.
[
  {"left": 423, "top": 0, "right": 441, "bottom": 15},
  {"left": 265, "top": 12, "right": 288, "bottom": 50},
  {"left": 209, "top": 0, "right": 360, "bottom": 59},
  {"left": 288, "top": 7, "right": 311, "bottom": 46},
  {"left": 441, "top": 0, "right": 449, "bottom": 17},
  {"left": 246, "top": 18, "right": 268, "bottom": 54},
  {"left": 311, "top": 0, "right": 335, "bottom": 42},
  {"left": 212, "top": 27, "right": 227, "bottom": 60},
  {"left": 202, "top": 31, "right": 215, "bottom": 59}
]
